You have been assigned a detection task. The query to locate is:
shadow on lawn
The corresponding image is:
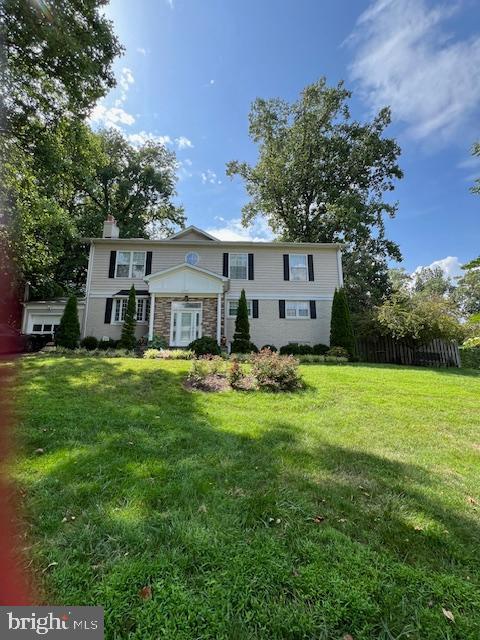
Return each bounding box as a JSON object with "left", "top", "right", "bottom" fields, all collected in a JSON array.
[
  {"left": 352, "top": 361, "right": 480, "bottom": 378},
  {"left": 16, "top": 356, "right": 480, "bottom": 636}
]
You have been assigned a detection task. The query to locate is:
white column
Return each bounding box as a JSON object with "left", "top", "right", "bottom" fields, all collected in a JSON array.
[
  {"left": 148, "top": 293, "right": 155, "bottom": 341},
  {"left": 216, "top": 293, "right": 222, "bottom": 344}
]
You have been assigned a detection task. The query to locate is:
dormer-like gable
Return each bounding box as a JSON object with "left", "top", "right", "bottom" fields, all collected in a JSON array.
[{"left": 168, "top": 226, "right": 219, "bottom": 242}]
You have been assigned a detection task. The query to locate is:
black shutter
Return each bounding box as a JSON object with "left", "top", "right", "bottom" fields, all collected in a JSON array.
[
  {"left": 108, "top": 251, "right": 117, "bottom": 278},
  {"left": 248, "top": 253, "right": 254, "bottom": 280},
  {"left": 309, "top": 300, "right": 317, "bottom": 319},
  {"left": 279, "top": 300, "right": 286, "bottom": 318},
  {"left": 283, "top": 254, "right": 290, "bottom": 281},
  {"left": 104, "top": 298, "right": 113, "bottom": 323},
  {"left": 223, "top": 253, "right": 229, "bottom": 277},
  {"left": 145, "top": 251, "right": 152, "bottom": 275},
  {"left": 308, "top": 254, "right": 314, "bottom": 281},
  {"left": 252, "top": 299, "right": 259, "bottom": 318}
]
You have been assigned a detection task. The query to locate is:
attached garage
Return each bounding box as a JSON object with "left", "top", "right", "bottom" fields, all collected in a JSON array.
[{"left": 22, "top": 299, "right": 85, "bottom": 336}]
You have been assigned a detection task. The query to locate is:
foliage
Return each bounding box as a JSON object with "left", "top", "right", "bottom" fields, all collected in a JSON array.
[
  {"left": 55, "top": 295, "right": 80, "bottom": 349},
  {"left": 251, "top": 349, "right": 302, "bottom": 391},
  {"left": 463, "top": 337, "right": 480, "bottom": 348},
  {"left": 188, "top": 356, "right": 226, "bottom": 383},
  {"left": 471, "top": 141, "right": 480, "bottom": 194},
  {"left": 330, "top": 288, "right": 356, "bottom": 357},
  {"left": 227, "top": 78, "right": 403, "bottom": 312},
  {"left": 80, "top": 336, "right": 98, "bottom": 351},
  {"left": 459, "top": 346, "right": 480, "bottom": 369},
  {"left": 227, "top": 358, "right": 245, "bottom": 389},
  {"left": 326, "top": 346, "right": 350, "bottom": 358},
  {"left": 52, "top": 346, "right": 133, "bottom": 357},
  {"left": 279, "top": 344, "right": 313, "bottom": 355},
  {"left": 232, "top": 289, "right": 251, "bottom": 353},
  {"left": 148, "top": 335, "right": 168, "bottom": 350},
  {"left": 413, "top": 266, "right": 454, "bottom": 298},
  {"left": 118, "top": 286, "right": 136, "bottom": 350},
  {"left": 388, "top": 267, "right": 411, "bottom": 295},
  {"left": 188, "top": 336, "right": 221, "bottom": 357},
  {"left": 97, "top": 338, "right": 119, "bottom": 351},
  {"left": 260, "top": 344, "right": 277, "bottom": 352},
  {"left": 453, "top": 258, "right": 480, "bottom": 316},
  {"left": 143, "top": 348, "right": 193, "bottom": 360},
  {"left": 312, "top": 343, "right": 329, "bottom": 355},
  {"left": 376, "top": 293, "right": 464, "bottom": 345}
]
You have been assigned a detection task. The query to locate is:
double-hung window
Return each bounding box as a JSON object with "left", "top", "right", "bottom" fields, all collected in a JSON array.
[
  {"left": 115, "top": 251, "right": 146, "bottom": 278},
  {"left": 289, "top": 254, "right": 307, "bottom": 281},
  {"left": 229, "top": 253, "right": 248, "bottom": 280},
  {"left": 286, "top": 301, "right": 310, "bottom": 319},
  {"left": 228, "top": 299, "right": 252, "bottom": 317},
  {"left": 113, "top": 297, "right": 150, "bottom": 323}
]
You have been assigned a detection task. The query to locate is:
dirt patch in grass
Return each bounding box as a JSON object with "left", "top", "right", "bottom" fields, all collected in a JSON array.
[{"left": 184, "top": 374, "right": 231, "bottom": 392}]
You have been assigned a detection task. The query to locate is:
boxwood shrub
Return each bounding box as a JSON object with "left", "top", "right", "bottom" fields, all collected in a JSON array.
[
  {"left": 188, "top": 336, "right": 221, "bottom": 356},
  {"left": 460, "top": 346, "right": 480, "bottom": 369}
]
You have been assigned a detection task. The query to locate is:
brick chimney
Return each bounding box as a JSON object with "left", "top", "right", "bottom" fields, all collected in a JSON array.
[{"left": 102, "top": 215, "right": 120, "bottom": 239}]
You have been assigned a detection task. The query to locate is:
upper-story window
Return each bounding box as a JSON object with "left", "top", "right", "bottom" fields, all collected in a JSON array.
[
  {"left": 115, "top": 251, "right": 146, "bottom": 278},
  {"left": 229, "top": 253, "right": 248, "bottom": 279},
  {"left": 289, "top": 254, "right": 307, "bottom": 281}
]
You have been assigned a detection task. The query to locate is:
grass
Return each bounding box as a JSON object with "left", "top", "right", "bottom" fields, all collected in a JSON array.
[{"left": 5, "top": 355, "right": 480, "bottom": 639}]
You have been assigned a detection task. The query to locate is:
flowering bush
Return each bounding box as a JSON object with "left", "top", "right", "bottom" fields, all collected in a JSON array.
[
  {"left": 251, "top": 349, "right": 302, "bottom": 391},
  {"left": 188, "top": 356, "right": 226, "bottom": 382},
  {"left": 325, "top": 346, "right": 349, "bottom": 358}
]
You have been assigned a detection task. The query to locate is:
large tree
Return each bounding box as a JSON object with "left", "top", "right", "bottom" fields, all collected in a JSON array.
[
  {"left": 472, "top": 142, "right": 480, "bottom": 195},
  {"left": 413, "top": 266, "right": 454, "bottom": 298},
  {"left": 0, "top": 0, "right": 122, "bottom": 310},
  {"left": 454, "top": 258, "right": 480, "bottom": 317},
  {"left": 227, "top": 78, "right": 403, "bottom": 312}
]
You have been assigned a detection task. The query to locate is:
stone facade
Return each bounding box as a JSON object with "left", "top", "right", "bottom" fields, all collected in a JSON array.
[{"left": 153, "top": 296, "right": 224, "bottom": 343}]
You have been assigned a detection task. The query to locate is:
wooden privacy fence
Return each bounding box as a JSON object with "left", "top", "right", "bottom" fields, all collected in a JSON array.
[{"left": 356, "top": 337, "right": 461, "bottom": 368}]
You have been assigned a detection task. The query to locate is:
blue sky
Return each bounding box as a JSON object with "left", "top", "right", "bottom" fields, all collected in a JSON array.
[{"left": 92, "top": 0, "right": 480, "bottom": 277}]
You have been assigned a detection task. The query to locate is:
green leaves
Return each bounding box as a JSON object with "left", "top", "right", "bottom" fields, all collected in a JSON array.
[{"left": 227, "top": 77, "right": 403, "bottom": 313}]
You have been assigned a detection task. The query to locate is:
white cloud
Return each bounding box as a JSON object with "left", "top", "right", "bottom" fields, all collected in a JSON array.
[
  {"left": 119, "top": 67, "right": 134, "bottom": 92},
  {"left": 349, "top": 0, "right": 480, "bottom": 143},
  {"left": 201, "top": 169, "right": 220, "bottom": 185},
  {"left": 89, "top": 103, "right": 135, "bottom": 128},
  {"left": 136, "top": 47, "right": 147, "bottom": 56},
  {"left": 126, "top": 131, "right": 172, "bottom": 147},
  {"left": 209, "top": 79, "right": 215, "bottom": 85},
  {"left": 413, "top": 256, "right": 463, "bottom": 280},
  {"left": 175, "top": 136, "right": 193, "bottom": 150},
  {"left": 166, "top": 0, "right": 174, "bottom": 7},
  {"left": 206, "top": 217, "right": 274, "bottom": 242}
]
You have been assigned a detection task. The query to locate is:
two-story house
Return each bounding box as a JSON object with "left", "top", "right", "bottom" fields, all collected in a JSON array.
[{"left": 22, "top": 216, "right": 344, "bottom": 349}]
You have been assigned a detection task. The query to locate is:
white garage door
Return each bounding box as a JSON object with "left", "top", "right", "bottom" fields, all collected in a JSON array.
[{"left": 28, "top": 314, "right": 62, "bottom": 335}]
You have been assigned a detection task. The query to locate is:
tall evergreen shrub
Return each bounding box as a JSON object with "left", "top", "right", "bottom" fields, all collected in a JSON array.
[
  {"left": 119, "top": 285, "right": 137, "bottom": 350},
  {"left": 232, "top": 289, "right": 252, "bottom": 353},
  {"left": 56, "top": 295, "right": 80, "bottom": 349},
  {"left": 330, "top": 288, "right": 356, "bottom": 358}
]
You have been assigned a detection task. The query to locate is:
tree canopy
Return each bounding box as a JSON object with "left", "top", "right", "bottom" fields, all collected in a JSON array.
[{"left": 227, "top": 78, "right": 403, "bottom": 312}]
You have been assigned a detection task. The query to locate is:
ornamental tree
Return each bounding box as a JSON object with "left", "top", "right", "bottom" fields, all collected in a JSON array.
[
  {"left": 232, "top": 289, "right": 251, "bottom": 353},
  {"left": 330, "top": 288, "right": 356, "bottom": 357},
  {"left": 55, "top": 295, "right": 80, "bottom": 349}
]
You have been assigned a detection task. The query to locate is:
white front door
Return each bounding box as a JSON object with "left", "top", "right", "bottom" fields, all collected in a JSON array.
[{"left": 170, "top": 302, "right": 202, "bottom": 346}]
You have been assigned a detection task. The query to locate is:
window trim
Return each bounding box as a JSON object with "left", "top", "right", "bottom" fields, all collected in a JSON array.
[
  {"left": 112, "top": 296, "right": 150, "bottom": 324},
  {"left": 285, "top": 300, "right": 310, "bottom": 320},
  {"left": 227, "top": 298, "right": 253, "bottom": 318},
  {"left": 288, "top": 253, "right": 308, "bottom": 282},
  {"left": 114, "top": 251, "right": 147, "bottom": 279},
  {"left": 228, "top": 252, "right": 249, "bottom": 280}
]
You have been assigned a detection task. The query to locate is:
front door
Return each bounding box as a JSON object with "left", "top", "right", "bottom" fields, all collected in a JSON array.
[{"left": 170, "top": 302, "right": 202, "bottom": 346}]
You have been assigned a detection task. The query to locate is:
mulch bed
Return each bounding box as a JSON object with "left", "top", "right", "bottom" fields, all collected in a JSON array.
[{"left": 184, "top": 374, "right": 257, "bottom": 392}]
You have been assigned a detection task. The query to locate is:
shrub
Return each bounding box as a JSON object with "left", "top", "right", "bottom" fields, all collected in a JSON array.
[
  {"left": 143, "top": 348, "right": 194, "bottom": 360},
  {"left": 298, "top": 354, "right": 326, "bottom": 364},
  {"left": 149, "top": 335, "right": 168, "bottom": 349},
  {"left": 80, "top": 336, "right": 98, "bottom": 351},
  {"left": 232, "top": 289, "right": 251, "bottom": 353},
  {"left": 227, "top": 358, "right": 245, "bottom": 388},
  {"left": 279, "top": 343, "right": 312, "bottom": 356},
  {"left": 460, "top": 347, "right": 480, "bottom": 369},
  {"left": 261, "top": 344, "right": 277, "bottom": 352},
  {"left": 463, "top": 336, "right": 480, "bottom": 348},
  {"left": 326, "top": 346, "right": 349, "bottom": 358},
  {"left": 251, "top": 350, "right": 302, "bottom": 391},
  {"left": 312, "top": 343, "right": 329, "bottom": 355},
  {"left": 232, "top": 340, "right": 258, "bottom": 354},
  {"left": 188, "top": 336, "right": 221, "bottom": 356},
  {"left": 330, "top": 288, "right": 356, "bottom": 358},
  {"left": 118, "top": 286, "right": 137, "bottom": 350},
  {"left": 188, "top": 356, "right": 226, "bottom": 382},
  {"left": 55, "top": 295, "right": 80, "bottom": 349},
  {"left": 98, "top": 338, "right": 119, "bottom": 350}
]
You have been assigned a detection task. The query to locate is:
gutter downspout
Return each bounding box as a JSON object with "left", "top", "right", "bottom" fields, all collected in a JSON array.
[{"left": 82, "top": 242, "right": 94, "bottom": 338}]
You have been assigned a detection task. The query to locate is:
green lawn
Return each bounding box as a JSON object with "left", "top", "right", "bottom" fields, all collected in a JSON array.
[{"left": 8, "top": 356, "right": 480, "bottom": 639}]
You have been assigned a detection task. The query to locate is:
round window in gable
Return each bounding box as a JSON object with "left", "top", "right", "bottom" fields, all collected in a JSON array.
[{"left": 185, "top": 251, "right": 199, "bottom": 266}]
